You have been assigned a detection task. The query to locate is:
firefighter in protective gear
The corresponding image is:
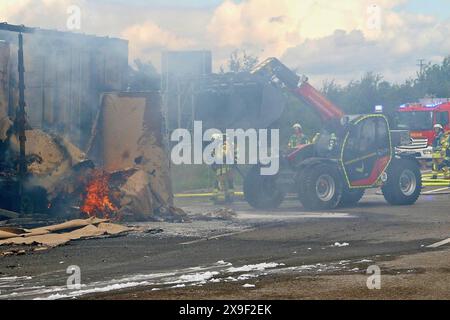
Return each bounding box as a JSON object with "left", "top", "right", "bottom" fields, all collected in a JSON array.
[
  {"left": 288, "top": 123, "right": 309, "bottom": 149},
  {"left": 432, "top": 124, "right": 450, "bottom": 179},
  {"left": 210, "top": 134, "right": 237, "bottom": 204}
]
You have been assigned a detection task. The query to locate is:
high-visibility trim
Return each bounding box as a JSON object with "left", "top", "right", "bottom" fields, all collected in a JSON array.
[
  {"left": 340, "top": 114, "right": 393, "bottom": 189},
  {"left": 423, "top": 182, "right": 450, "bottom": 187}
]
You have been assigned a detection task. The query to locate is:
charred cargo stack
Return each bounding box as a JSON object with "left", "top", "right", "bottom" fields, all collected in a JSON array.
[
  {"left": 0, "top": 24, "right": 129, "bottom": 149},
  {"left": 0, "top": 24, "right": 180, "bottom": 221},
  {"left": 87, "top": 92, "right": 175, "bottom": 221},
  {"left": 0, "top": 40, "right": 9, "bottom": 123}
]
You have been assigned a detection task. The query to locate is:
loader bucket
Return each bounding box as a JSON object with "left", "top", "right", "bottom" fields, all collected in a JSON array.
[{"left": 193, "top": 74, "right": 287, "bottom": 130}]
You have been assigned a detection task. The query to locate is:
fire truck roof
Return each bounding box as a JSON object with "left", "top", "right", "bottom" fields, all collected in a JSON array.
[{"left": 398, "top": 101, "right": 450, "bottom": 111}]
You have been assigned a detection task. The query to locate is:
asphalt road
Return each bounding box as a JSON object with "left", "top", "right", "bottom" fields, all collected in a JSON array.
[{"left": 0, "top": 188, "right": 449, "bottom": 299}]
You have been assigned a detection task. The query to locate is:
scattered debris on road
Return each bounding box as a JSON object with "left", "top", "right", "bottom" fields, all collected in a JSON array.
[
  {"left": 0, "top": 217, "right": 134, "bottom": 255},
  {"left": 192, "top": 207, "right": 237, "bottom": 221}
]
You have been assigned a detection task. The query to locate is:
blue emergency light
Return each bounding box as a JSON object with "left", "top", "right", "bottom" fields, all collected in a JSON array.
[{"left": 425, "top": 102, "right": 442, "bottom": 108}]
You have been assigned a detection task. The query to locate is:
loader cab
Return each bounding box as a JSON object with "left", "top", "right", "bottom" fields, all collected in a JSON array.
[
  {"left": 312, "top": 117, "right": 351, "bottom": 158},
  {"left": 341, "top": 115, "right": 392, "bottom": 188}
]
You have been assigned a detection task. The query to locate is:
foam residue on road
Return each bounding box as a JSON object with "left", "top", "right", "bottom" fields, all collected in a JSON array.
[
  {"left": 0, "top": 261, "right": 282, "bottom": 300},
  {"left": 332, "top": 242, "right": 350, "bottom": 247},
  {"left": 276, "top": 259, "right": 372, "bottom": 275},
  {"left": 0, "top": 258, "right": 374, "bottom": 300},
  {"left": 227, "top": 262, "right": 283, "bottom": 273}
]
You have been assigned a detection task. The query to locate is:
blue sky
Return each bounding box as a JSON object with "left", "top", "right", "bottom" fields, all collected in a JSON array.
[
  {"left": 95, "top": 0, "right": 450, "bottom": 18},
  {"left": 396, "top": 0, "right": 450, "bottom": 19},
  {"left": 91, "top": 0, "right": 450, "bottom": 21},
  {"left": 94, "top": 0, "right": 228, "bottom": 9}
]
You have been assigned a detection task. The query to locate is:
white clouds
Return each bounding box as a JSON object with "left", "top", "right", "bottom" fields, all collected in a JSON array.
[
  {"left": 207, "top": 0, "right": 408, "bottom": 57},
  {"left": 0, "top": 0, "right": 79, "bottom": 29},
  {"left": 281, "top": 18, "right": 450, "bottom": 85},
  {"left": 0, "top": 0, "right": 449, "bottom": 83},
  {"left": 0, "top": 0, "right": 201, "bottom": 65},
  {"left": 122, "top": 21, "right": 196, "bottom": 59},
  {"left": 207, "top": 0, "right": 450, "bottom": 83},
  {"left": 281, "top": 30, "right": 402, "bottom": 85}
]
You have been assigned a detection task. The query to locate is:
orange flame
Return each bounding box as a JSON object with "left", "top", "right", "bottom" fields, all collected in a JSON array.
[{"left": 81, "top": 170, "right": 118, "bottom": 219}]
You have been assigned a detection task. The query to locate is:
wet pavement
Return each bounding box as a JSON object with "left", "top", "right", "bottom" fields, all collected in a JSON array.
[{"left": 0, "top": 188, "right": 449, "bottom": 299}]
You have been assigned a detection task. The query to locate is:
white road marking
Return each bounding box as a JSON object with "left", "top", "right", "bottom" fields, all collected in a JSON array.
[
  {"left": 179, "top": 229, "right": 255, "bottom": 245},
  {"left": 179, "top": 211, "right": 354, "bottom": 245},
  {"left": 179, "top": 212, "right": 354, "bottom": 245},
  {"left": 237, "top": 212, "right": 353, "bottom": 220},
  {"left": 427, "top": 238, "right": 450, "bottom": 248},
  {"left": 423, "top": 187, "right": 450, "bottom": 194}
]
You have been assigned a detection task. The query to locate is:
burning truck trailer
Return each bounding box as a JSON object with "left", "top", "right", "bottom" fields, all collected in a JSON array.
[{"left": 0, "top": 23, "right": 180, "bottom": 223}]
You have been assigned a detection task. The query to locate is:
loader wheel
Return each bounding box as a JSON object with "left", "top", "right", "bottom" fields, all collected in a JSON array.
[
  {"left": 339, "top": 188, "right": 365, "bottom": 207},
  {"left": 244, "top": 166, "right": 285, "bottom": 210},
  {"left": 298, "top": 163, "right": 343, "bottom": 211},
  {"left": 382, "top": 158, "right": 421, "bottom": 206}
]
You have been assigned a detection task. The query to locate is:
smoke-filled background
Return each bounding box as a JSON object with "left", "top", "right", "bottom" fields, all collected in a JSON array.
[
  {"left": 1, "top": 0, "right": 450, "bottom": 86},
  {"left": 3, "top": 0, "right": 450, "bottom": 174}
]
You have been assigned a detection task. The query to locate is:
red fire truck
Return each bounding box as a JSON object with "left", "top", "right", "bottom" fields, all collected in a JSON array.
[{"left": 395, "top": 99, "right": 450, "bottom": 160}]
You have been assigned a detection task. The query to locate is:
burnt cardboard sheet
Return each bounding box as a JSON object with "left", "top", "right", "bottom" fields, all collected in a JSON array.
[{"left": 0, "top": 218, "right": 133, "bottom": 247}]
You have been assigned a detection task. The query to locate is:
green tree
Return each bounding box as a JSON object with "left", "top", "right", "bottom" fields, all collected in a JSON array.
[
  {"left": 226, "top": 50, "right": 259, "bottom": 73},
  {"left": 418, "top": 57, "right": 450, "bottom": 98},
  {"left": 322, "top": 55, "right": 450, "bottom": 117}
]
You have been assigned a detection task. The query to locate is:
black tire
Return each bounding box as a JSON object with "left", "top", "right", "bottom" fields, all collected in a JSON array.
[
  {"left": 382, "top": 158, "right": 421, "bottom": 206},
  {"left": 298, "top": 163, "right": 343, "bottom": 211},
  {"left": 243, "top": 166, "right": 285, "bottom": 209},
  {"left": 339, "top": 188, "right": 365, "bottom": 207}
]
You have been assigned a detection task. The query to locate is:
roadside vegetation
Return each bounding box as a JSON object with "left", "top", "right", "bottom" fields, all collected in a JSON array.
[{"left": 323, "top": 57, "right": 450, "bottom": 116}]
